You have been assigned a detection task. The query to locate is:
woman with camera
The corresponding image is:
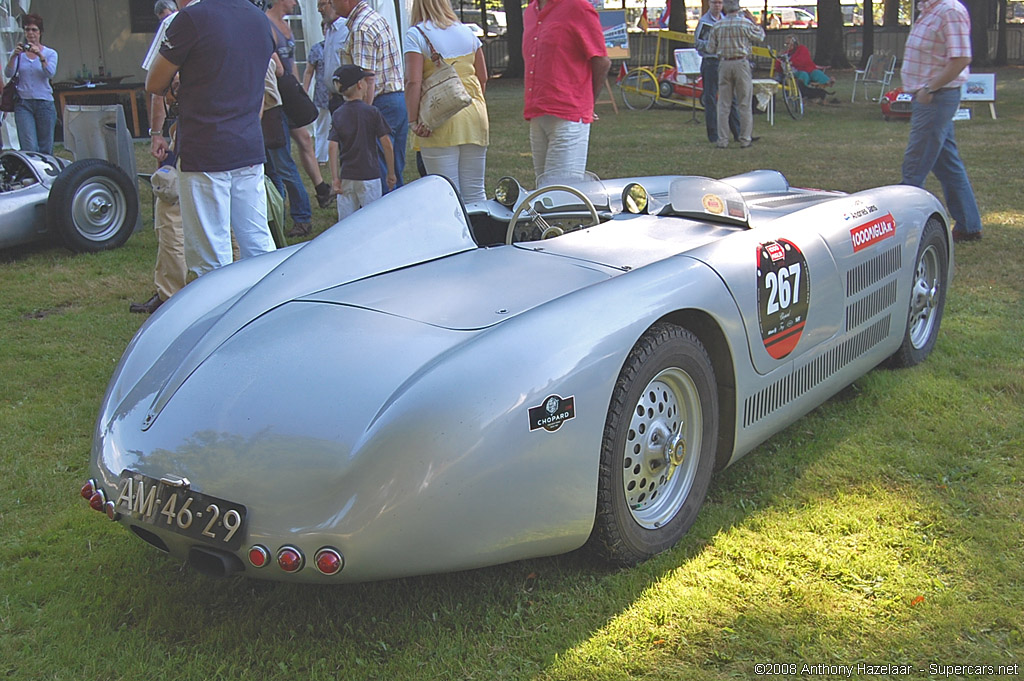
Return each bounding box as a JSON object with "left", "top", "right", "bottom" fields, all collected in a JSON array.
[
  {"left": 4, "top": 13, "right": 59, "bottom": 154},
  {"left": 403, "top": 0, "right": 489, "bottom": 202}
]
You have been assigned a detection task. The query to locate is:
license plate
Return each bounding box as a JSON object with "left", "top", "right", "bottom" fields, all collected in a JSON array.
[
  {"left": 115, "top": 470, "right": 247, "bottom": 550},
  {"left": 896, "top": 93, "right": 913, "bottom": 102}
]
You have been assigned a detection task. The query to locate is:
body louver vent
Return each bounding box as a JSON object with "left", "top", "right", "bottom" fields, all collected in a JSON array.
[
  {"left": 847, "top": 245, "right": 902, "bottom": 296},
  {"left": 846, "top": 280, "right": 898, "bottom": 331},
  {"left": 743, "top": 317, "right": 890, "bottom": 427}
]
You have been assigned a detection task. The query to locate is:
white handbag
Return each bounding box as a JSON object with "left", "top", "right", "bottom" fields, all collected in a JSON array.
[{"left": 416, "top": 26, "right": 472, "bottom": 130}]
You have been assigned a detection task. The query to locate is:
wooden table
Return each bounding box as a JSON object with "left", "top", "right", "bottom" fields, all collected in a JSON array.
[{"left": 56, "top": 83, "right": 147, "bottom": 138}]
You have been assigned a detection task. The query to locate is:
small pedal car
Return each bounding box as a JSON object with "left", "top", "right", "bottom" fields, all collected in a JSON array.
[{"left": 880, "top": 88, "right": 914, "bottom": 120}]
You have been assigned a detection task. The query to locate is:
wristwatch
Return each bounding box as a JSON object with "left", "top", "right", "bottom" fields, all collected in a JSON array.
[{"left": 149, "top": 128, "right": 163, "bottom": 137}]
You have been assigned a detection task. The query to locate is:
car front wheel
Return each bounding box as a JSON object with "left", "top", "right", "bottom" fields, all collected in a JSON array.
[
  {"left": 588, "top": 323, "right": 719, "bottom": 566},
  {"left": 888, "top": 217, "right": 949, "bottom": 367},
  {"left": 46, "top": 159, "right": 138, "bottom": 253}
]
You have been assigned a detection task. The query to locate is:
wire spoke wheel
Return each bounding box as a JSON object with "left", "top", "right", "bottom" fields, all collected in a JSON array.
[
  {"left": 621, "top": 68, "right": 658, "bottom": 111},
  {"left": 782, "top": 71, "right": 804, "bottom": 119}
]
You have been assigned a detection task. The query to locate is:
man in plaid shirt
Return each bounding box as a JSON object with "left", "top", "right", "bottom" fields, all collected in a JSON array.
[
  {"left": 900, "top": 0, "right": 982, "bottom": 242},
  {"left": 706, "top": 0, "right": 764, "bottom": 149},
  {"left": 332, "top": 0, "right": 407, "bottom": 192}
]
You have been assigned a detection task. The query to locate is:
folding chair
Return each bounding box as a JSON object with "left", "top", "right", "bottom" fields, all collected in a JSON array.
[{"left": 851, "top": 54, "right": 897, "bottom": 102}]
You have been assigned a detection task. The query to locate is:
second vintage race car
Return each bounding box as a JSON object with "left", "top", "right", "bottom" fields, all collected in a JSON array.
[
  {"left": 82, "top": 169, "right": 952, "bottom": 583},
  {"left": 0, "top": 150, "right": 138, "bottom": 253}
]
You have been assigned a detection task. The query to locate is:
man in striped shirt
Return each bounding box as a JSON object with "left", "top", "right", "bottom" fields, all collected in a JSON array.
[
  {"left": 900, "top": 0, "right": 982, "bottom": 242},
  {"left": 706, "top": 0, "right": 764, "bottom": 148}
]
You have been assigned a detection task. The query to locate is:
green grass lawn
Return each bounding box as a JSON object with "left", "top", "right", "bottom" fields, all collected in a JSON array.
[{"left": 1, "top": 68, "right": 1022, "bottom": 680}]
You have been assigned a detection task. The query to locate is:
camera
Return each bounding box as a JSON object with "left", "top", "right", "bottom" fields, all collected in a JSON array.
[{"left": 20, "top": 43, "right": 32, "bottom": 52}]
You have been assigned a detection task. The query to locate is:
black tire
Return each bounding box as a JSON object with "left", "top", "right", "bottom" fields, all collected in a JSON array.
[
  {"left": 782, "top": 72, "right": 804, "bottom": 120},
  {"left": 888, "top": 217, "right": 949, "bottom": 368},
  {"left": 659, "top": 80, "right": 674, "bottom": 100},
  {"left": 46, "top": 159, "right": 138, "bottom": 253},
  {"left": 587, "top": 323, "right": 719, "bottom": 566}
]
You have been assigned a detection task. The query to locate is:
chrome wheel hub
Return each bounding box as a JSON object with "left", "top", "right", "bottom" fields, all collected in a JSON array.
[
  {"left": 909, "top": 244, "right": 939, "bottom": 349},
  {"left": 623, "top": 367, "right": 702, "bottom": 529}
]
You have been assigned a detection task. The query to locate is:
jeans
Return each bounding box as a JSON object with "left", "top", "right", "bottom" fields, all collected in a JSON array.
[
  {"left": 700, "top": 58, "right": 739, "bottom": 143},
  {"left": 372, "top": 91, "right": 408, "bottom": 194},
  {"left": 529, "top": 115, "right": 590, "bottom": 185},
  {"left": 265, "top": 113, "right": 312, "bottom": 223},
  {"left": 13, "top": 98, "right": 56, "bottom": 155},
  {"left": 901, "top": 88, "right": 982, "bottom": 235}
]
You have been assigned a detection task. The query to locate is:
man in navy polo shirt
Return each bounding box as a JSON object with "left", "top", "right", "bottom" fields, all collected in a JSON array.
[{"left": 146, "top": 0, "right": 276, "bottom": 278}]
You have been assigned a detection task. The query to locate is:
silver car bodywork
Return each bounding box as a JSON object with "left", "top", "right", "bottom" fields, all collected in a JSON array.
[
  {"left": 0, "top": 151, "right": 68, "bottom": 249},
  {"left": 86, "top": 171, "right": 952, "bottom": 583}
]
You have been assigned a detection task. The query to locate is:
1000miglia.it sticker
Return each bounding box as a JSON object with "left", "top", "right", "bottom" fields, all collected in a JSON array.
[{"left": 757, "top": 239, "right": 810, "bottom": 360}]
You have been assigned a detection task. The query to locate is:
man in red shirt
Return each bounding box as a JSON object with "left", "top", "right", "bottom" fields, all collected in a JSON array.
[{"left": 523, "top": 0, "right": 610, "bottom": 184}]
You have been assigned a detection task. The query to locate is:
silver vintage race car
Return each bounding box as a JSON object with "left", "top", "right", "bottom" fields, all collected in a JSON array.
[
  {"left": 81, "top": 170, "right": 952, "bottom": 583},
  {"left": 0, "top": 150, "right": 138, "bottom": 253}
]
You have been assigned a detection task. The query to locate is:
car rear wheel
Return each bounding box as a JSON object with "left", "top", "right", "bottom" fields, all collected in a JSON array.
[
  {"left": 588, "top": 323, "right": 719, "bottom": 565},
  {"left": 888, "top": 217, "right": 948, "bottom": 367},
  {"left": 46, "top": 159, "right": 138, "bottom": 253}
]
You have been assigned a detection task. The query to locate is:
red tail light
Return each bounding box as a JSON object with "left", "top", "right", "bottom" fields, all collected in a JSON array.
[
  {"left": 104, "top": 500, "right": 119, "bottom": 520},
  {"left": 277, "top": 546, "right": 304, "bottom": 573},
  {"left": 248, "top": 545, "right": 270, "bottom": 568},
  {"left": 81, "top": 479, "right": 96, "bottom": 500},
  {"left": 89, "top": 489, "right": 106, "bottom": 512},
  {"left": 314, "top": 548, "right": 344, "bottom": 576}
]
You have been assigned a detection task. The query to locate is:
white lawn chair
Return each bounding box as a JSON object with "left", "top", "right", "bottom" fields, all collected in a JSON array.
[{"left": 851, "top": 54, "right": 897, "bottom": 102}]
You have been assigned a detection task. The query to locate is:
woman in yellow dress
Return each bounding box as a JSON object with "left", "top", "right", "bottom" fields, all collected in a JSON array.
[{"left": 404, "top": 0, "right": 490, "bottom": 202}]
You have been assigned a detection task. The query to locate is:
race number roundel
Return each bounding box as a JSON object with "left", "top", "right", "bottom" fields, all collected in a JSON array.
[{"left": 756, "top": 239, "right": 810, "bottom": 360}]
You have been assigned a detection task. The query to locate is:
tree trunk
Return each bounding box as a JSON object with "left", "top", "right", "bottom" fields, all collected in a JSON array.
[
  {"left": 965, "top": 0, "right": 991, "bottom": 67},
  {"left": 669, "top": 0, "right": 689, "bottom": 33},
  {"left": 668, "top": 0, "right": 690, "bottom": 54},
  {"left": 883, "top": 0, "right": 900, "bottom": 26},
  {"left": 503, "top": 0, "right": 524, "bottom": 77},
  {"left": 861, "top": 0, "right": 875, "bottom": 68},
  {"left": 996, "top": 0, "right": 1008, "bottom": 65},
  {"left": 815, "top": 0, "right": 852, "bottom": 68}
]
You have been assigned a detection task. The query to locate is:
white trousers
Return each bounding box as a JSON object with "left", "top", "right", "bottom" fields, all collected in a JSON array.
[
  {"left": 177, "top": 164, "right": 274, "bottom": 278},
  {"left": 419, "top": 144, "right": 488, "bottom": 203},
  {"left": 336, "top": 178, "right": 382, "bottom": 221},
  {"left": 528, "top": 115, "right": 591, "bottom": 186},
  {"left": 313, "top": 108, "right": 331, "bottom": 163}
]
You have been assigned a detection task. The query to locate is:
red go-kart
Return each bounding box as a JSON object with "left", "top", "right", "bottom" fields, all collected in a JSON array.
[{"left": 880, "top": 88, "right": 914, "bottom": 120}]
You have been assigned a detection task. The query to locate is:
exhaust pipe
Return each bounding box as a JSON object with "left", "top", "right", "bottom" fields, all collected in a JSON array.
[{"left": 188, "top": 546, "right": 245, "bottom": 578}]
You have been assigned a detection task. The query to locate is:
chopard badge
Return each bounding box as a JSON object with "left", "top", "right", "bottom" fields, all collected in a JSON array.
[{"left": 529, "top": 394, "right": 576, "bottom": 432}]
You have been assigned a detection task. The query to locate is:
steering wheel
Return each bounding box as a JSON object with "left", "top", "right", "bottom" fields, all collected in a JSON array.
[{"left": 504, "top": 185, "right": 601, "bottom": 245}]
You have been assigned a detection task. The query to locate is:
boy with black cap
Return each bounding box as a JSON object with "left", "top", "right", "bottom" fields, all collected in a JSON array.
[{"left": 328, "top": 64, "right": 396, "bottom": 220}]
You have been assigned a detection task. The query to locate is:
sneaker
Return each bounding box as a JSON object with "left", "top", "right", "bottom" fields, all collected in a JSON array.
[
  {"left": 951, "top": 228, "right": 982, "bottom": 243},
  {"left": 286, "top": 221, "right": 313, "bottom": 238},
  {"left": 315, "top": 182, "right": 333, "bottom": 209},
  {"left": 129, "top": 293, "right": 164, "bottom": 314}
]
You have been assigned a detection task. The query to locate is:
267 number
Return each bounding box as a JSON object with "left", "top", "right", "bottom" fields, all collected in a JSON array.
[{"left": 764, "top": 263, "right": 802, "bottom": 315}]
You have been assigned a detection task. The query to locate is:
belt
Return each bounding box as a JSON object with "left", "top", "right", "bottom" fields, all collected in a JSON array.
[{"left": 722, "top": 56, "right": 746, "bottom": 61}]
